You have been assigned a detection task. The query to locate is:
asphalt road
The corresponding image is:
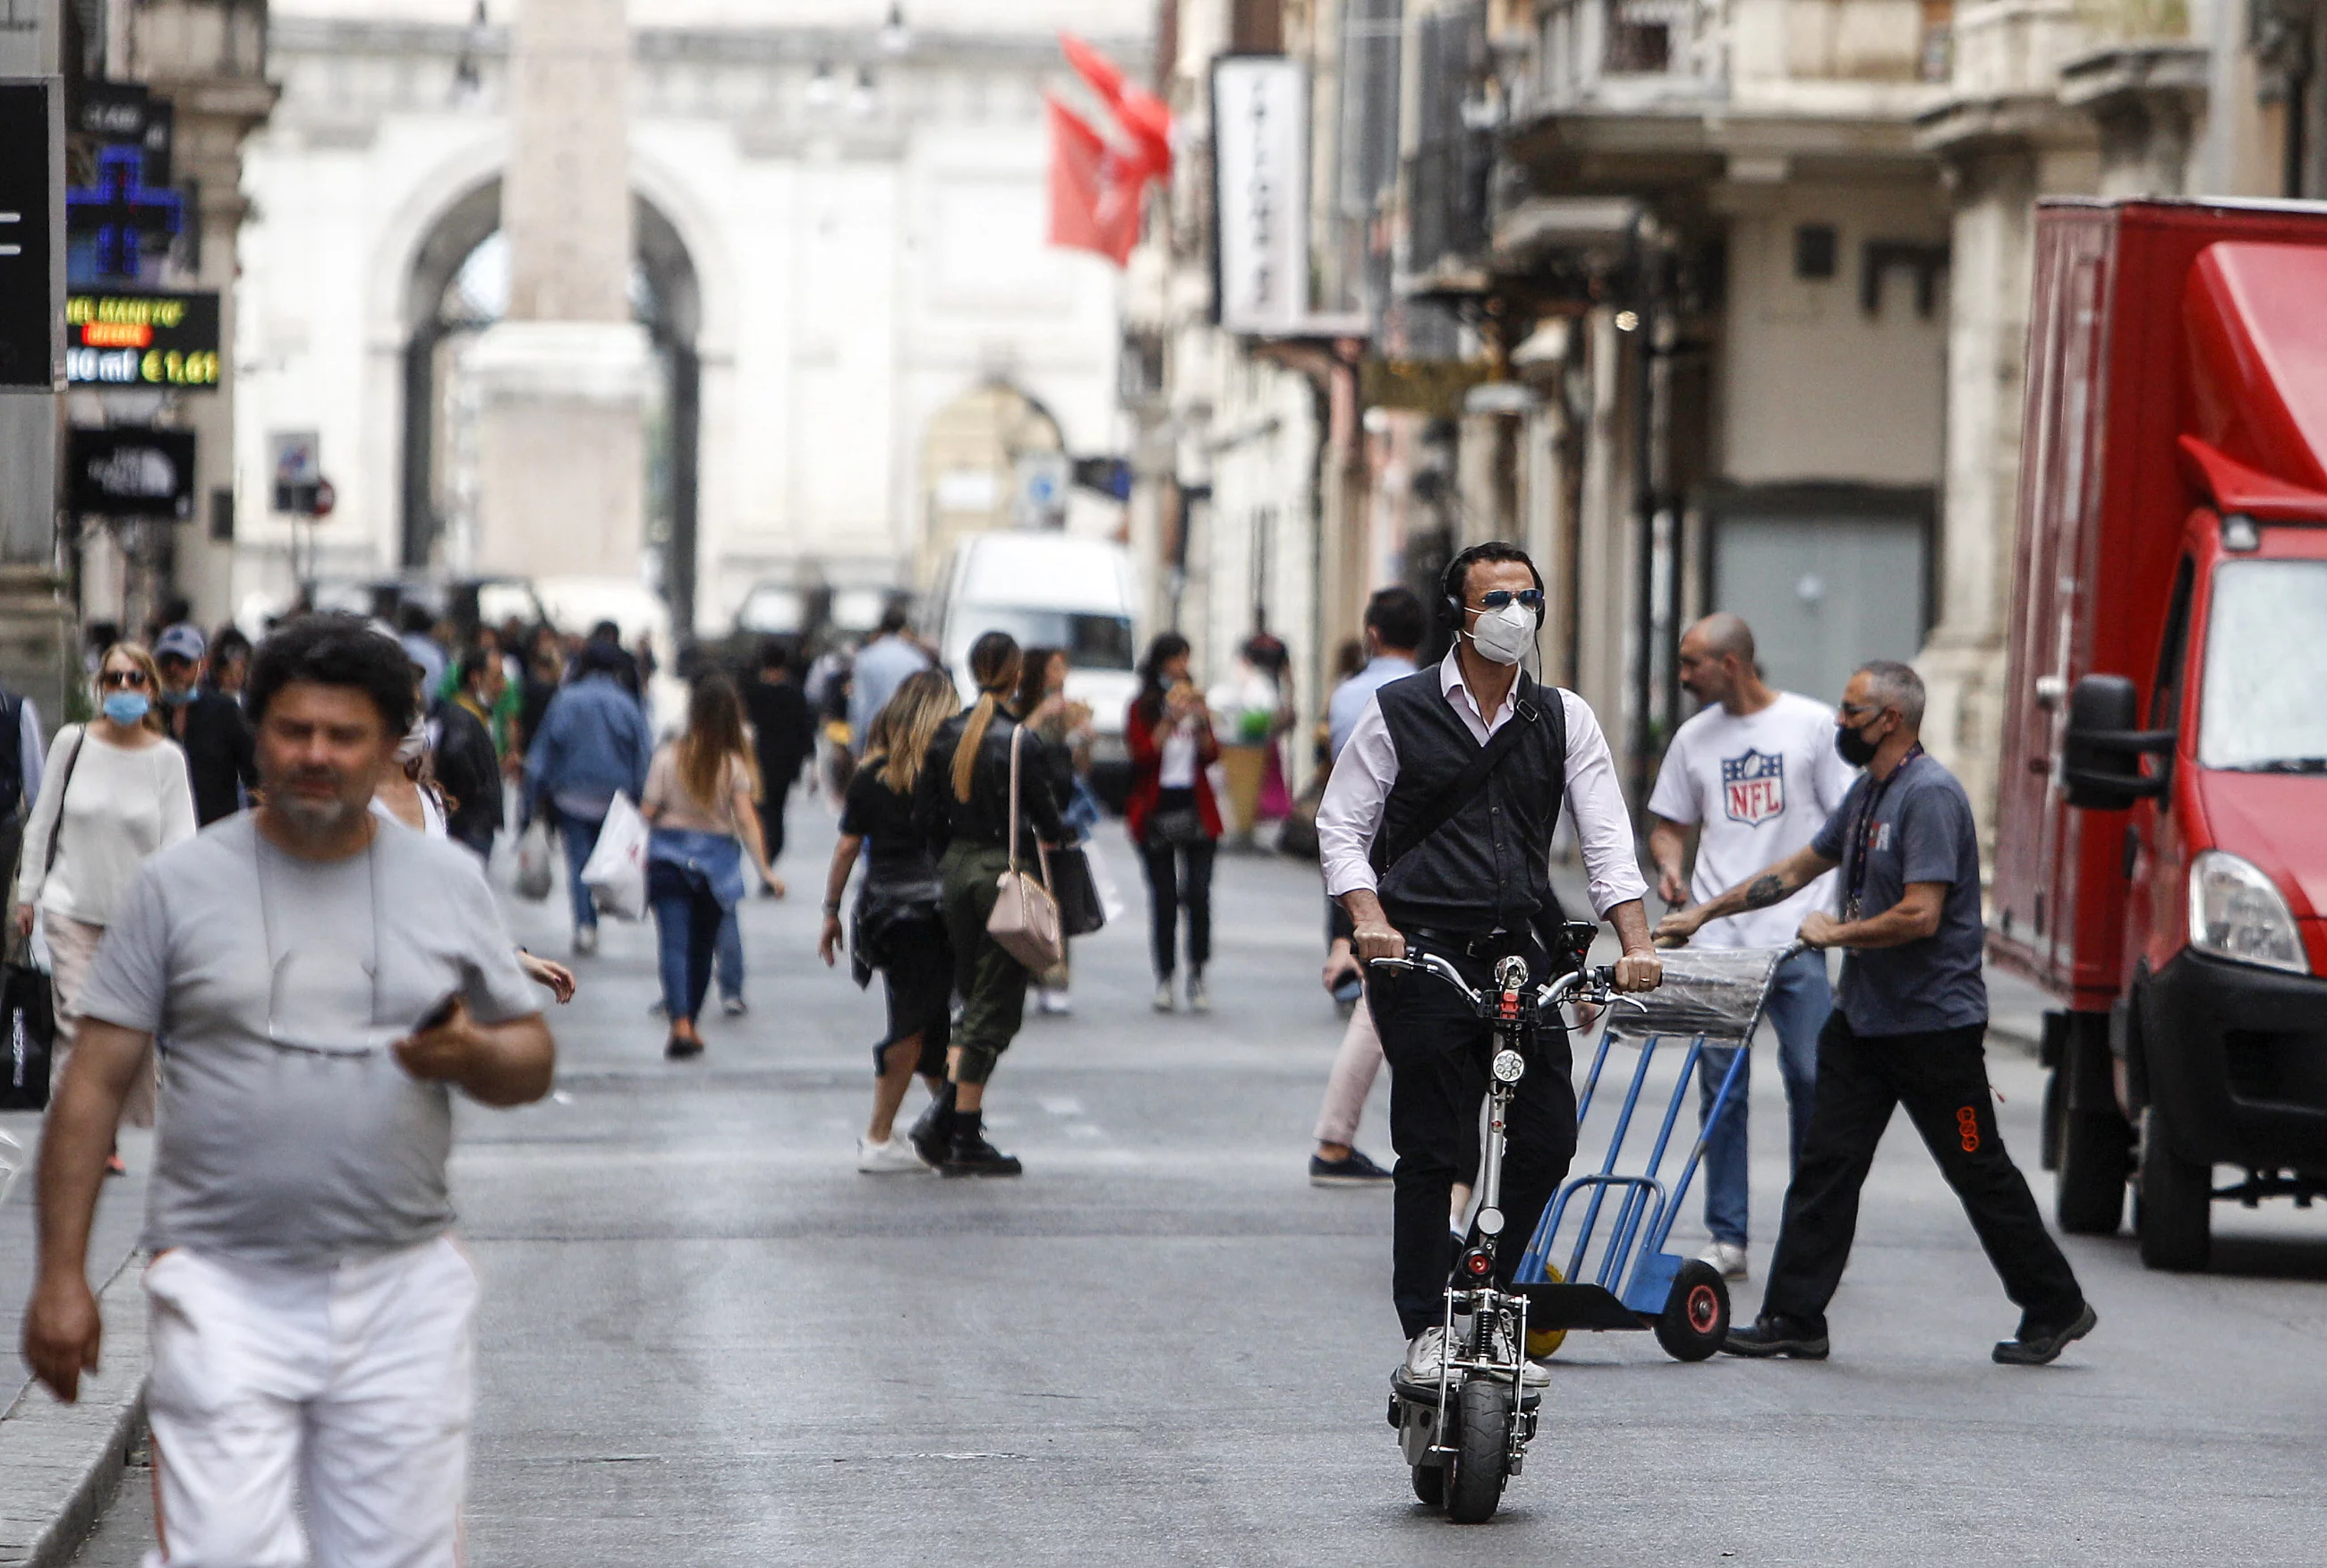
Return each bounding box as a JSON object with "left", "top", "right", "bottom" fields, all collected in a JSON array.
[{"left": 69, "top": 805, "right": 2327, "bottom": 1566}]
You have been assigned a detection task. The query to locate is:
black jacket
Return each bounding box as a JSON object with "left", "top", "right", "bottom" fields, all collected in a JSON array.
[
  {"left": 914, "top": 708, "right": 1068, "bottom": 858},
  {"left": 744, "top": 676, "right": 815, "bottom": 788},
  {"left": 431, "top": 699, "right": 504, "bottom": 856},
  {"left": 171, "top": 689, "right": 257, "bottom": 826}
]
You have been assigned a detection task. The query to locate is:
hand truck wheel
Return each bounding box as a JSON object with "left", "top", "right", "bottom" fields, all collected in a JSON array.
[
  {"left": 1445, "top": 1378, "right": 1512, "bottom": 1523},
  {"left": 1653, "top": 1259, "right": 1730, "bottom": 1362}
]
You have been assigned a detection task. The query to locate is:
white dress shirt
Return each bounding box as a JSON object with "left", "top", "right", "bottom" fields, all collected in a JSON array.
[{"left": 1316, "top": 652, "right": 1649, "bottom": 919}]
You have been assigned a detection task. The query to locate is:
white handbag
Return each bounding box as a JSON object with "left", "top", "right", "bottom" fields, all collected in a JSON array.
[{"left": 984, "top": 726, "right": 1065, "bottom": 970}]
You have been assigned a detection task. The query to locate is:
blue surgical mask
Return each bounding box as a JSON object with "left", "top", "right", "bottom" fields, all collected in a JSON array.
[{"left": 102, "top": 692, "right": 150, "bottom": 727}]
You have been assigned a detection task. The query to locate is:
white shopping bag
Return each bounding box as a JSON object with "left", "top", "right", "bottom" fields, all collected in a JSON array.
[
  {"left": 579, "top": 793, "right": 650, "bottom": 922},
  {"left": 515, "top": 818, "right": 556, "bottom": 902},
  {"left": 1081, "top": 833, "right": 1129, "bottom": 925}
]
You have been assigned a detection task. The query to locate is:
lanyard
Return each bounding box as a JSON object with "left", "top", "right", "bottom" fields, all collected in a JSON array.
[{"left": 1843, "top": 745, "right": 1922, "bottom": 920}]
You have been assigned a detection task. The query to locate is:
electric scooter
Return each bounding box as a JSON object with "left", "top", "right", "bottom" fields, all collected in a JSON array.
[{"left": 1369, "top": 950, "right": 1620, "bottom": 1524}]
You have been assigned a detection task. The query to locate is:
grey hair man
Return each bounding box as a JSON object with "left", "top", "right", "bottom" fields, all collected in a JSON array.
[{"left": 1658, "top": 660, "right": 2096, "bottom": 1366}]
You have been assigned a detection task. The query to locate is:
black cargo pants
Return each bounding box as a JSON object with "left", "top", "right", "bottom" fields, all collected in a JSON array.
[
  {"left": 1760, "top": 1013, "right": 2085, "bottom": 1334},
  {"left": 1370, "top": 936, "right": 1577, "bottom": 1339}
]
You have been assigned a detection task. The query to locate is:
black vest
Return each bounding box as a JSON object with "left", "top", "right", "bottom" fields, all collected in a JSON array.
[{"left": 1369, "top": 669, "right": 1568, "bottom": 933}]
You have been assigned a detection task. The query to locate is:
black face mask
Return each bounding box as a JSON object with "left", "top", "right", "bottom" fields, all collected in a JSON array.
[{"left": 1835, "top": 720, "right": 1880, "bottom": 768}]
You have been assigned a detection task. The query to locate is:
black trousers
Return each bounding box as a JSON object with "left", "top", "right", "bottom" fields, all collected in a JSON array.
[
  {"left": 756, "top": 775, "right": 795, "bottom": 865},
  {"left": 1138, "top": 836, "right": 1215, "bottom": 980},
  {"left": 1761, "top": 1014, "right": 2084, "bottom": 1334},
  {"left": 1371, "top": 939, "right": 1576, "bottom": 1339}
]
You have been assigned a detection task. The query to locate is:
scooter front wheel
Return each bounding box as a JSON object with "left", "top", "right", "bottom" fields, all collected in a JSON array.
[{"left": 1445, "top": 1378, "right": 1512, "bottom": 1523}]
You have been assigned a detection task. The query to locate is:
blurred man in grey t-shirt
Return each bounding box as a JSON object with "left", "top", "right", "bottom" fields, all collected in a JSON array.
[{"left": 21, "top": 615, "right": 555, "bottom": 1568}]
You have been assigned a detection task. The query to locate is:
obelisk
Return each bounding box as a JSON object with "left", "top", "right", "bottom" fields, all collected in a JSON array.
[{"left": 470, "top": 0, "right": 647, "bottom": 579}]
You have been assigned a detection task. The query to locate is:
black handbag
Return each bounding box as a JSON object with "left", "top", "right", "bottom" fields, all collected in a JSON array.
[
  {"left": 1050, "top": 847, "right": 1106, "bottom": 938},
  {"left": 1146, "top": 807, "right": 1206, "bottom": 848},
  {"left": 0, "top": 959, "right": 54, "bottom": 1112}
]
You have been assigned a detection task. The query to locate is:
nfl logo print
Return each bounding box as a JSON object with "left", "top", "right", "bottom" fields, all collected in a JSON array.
[{"left": 1722, "top": 749, "right": 1786, "bottom": 825}]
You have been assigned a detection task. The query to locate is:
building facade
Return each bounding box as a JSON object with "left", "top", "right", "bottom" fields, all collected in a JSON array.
[{"left": 229, "top": 0, "right": 1143, "bottom": 637}]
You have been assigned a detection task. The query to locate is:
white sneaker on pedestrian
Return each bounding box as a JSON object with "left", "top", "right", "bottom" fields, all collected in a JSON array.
[
  {"left": 1699, "top": 1240, "right": 1749, "bottom": 1280},
  {"left": 1188, "top": 974, "right": 1211, "bottom": 1013},
  {"left": 857, "top": 1136, "right": 927, "bottom": 1174},
  {"left": 1152, "top": 980, "right": 1175, "bottom": 1012},
  {"left": 1401, "top": 1325, "right": 1451, "bottom": 1385},
  {"left": 1487, "top": 1317, "right": 1555, "bottom": 1388},
  {"left": 1040, "top": 987, "right": 1073, "bottom": 1016},
  {"left": 574, "top": 926, "right": 598, "bottom": 956},
  {"left": 722, "top": 994, "right": 747, "bottom": 1018}
]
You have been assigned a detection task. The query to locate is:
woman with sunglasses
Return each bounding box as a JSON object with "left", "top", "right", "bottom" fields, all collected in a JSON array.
[{"left": 13, "top": 643, "right": 197, "bottom": 1161}]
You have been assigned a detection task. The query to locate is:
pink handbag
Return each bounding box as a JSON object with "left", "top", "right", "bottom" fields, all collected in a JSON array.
[{"left": 986, "top": 725, "right": 1065, "bottom": 970}]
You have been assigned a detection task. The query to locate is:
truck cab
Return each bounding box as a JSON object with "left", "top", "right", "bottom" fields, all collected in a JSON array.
[{"left": 1991, "top": 202, "right": 2327, "bottom": 1269}]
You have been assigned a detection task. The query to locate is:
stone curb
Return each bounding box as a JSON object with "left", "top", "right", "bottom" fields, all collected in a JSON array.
[{"left": 0, "top": 1257, "right": 148, "bottom": 1568}]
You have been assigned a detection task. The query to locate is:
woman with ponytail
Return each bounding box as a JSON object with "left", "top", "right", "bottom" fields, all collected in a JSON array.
[{"left": 911, "top": 630, "right": 1069, "bottom": 1176}]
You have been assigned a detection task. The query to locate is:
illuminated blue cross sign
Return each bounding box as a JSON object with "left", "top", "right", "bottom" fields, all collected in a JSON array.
[{"left": 66, "top": 145, "right": 183, "bottom": 280}]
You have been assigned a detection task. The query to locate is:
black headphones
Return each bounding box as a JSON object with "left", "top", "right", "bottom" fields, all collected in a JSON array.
[{"left": 1442, "top": 543, "right": 1549, "bottom": 628}]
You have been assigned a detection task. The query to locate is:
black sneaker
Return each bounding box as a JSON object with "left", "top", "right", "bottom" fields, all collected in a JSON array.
[
  {"left": 1310, "top": 1148, "right": 1394, "bottom": 1186},
  {"left": 938, "top": 1132, "right": 1023, "bottom": 1178},
  {"left": 664, "top": 1034, "right": 703, "bottom": 1061},
  {"left": 1721, "top": 1314, "right": 1829, "bottom": 1359},
  {"left": 1993, "top": 1301, "right": 2097, "bottom": 1366}
]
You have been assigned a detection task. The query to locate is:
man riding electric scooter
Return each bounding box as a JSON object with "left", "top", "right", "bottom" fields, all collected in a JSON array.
[{"left": 1316, "top": 541, "right": 1664, "bottom": 1395}]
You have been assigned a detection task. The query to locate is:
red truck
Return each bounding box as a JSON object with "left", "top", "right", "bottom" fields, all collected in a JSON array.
[{"left": 1992, "top": 197, "right": 2327, "bottom": 1270}]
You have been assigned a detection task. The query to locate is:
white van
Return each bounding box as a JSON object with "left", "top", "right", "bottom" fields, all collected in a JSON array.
[{"left": 932, "top": 533, "right": 1140, "bottom": 798}]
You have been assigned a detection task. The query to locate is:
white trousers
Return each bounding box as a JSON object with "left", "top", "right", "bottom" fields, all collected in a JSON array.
[{"left": 142, "top": 1237, "right": 479, "bottom": 1568}]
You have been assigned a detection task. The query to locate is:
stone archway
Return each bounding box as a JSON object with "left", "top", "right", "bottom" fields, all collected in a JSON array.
[{"left": 399, "top": 183, "right": 703, "bottom": 626}]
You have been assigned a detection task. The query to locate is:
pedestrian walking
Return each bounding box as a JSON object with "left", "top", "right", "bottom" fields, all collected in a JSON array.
[
  {"left": 430, "top": 654, "right": 505, "bottom": 862},
  {"left": 913, "top": 630, "right": 1067, "bottom": 1177},
  {"left": 1658, "top": 660, "right": 2097, "bottom": 1365},
  {"left": 848, "top": 604, "right": 932, "bottom": 754},
  {"left": 1125, "top": 633, "right": 1222, "bottom": 1013},
  {"left": 155, "top": 622, "right": 258, "bottom": 826},
  {"left": 818, "top": 669, "right": 959, "bottom": 1172},
  {"left": 742, "top": 636, "right": 815, "bottom": 897},
  {"left": 13, "top": 642, "right": 197, "bottom": 1157},
  {"left": 641, "top": 671, "right": 779, "bottom": 1060},
  {"left": 21, "top": 612, "right": 556, "bottom": 1566},
  {"left": 1311, "top": 586, "right": 1426, "bottom": 1186},
  {"left": 523, "top": 639, "right": 653, "bottom": 955},
  {"left": 209, "top": 625, "right": 252, "bottom": 700},
  {"left": 1644, "top": 612, "right": 1854, "bottom": 1279},
  {"left": 0, "top": 668, "right": 48, "bottom": 897},
  {"left": 1315, "top": 541, "right": 1662, "bottom": 1389},
  {"left": 1207, "top": 635, "right": 1293, "bottom": 843},
  {"left": 1015, "top": 644, "right": 1095, "bottom": 1015}
]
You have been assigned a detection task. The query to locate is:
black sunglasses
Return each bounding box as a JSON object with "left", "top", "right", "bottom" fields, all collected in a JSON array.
[
  {"left": 98, "top": 669, "right": 150, "bottom": 690},
  {"left": 1470, "top": 590, "right": 1546, "bottom": 612}
]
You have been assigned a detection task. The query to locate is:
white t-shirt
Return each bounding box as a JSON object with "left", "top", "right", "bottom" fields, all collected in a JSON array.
[
  {"left": 1647, "top": 692, "right": 1856, "bottom": 949},
  {"left": 16, "top": 726, "right": 197, "bottom": 926}
]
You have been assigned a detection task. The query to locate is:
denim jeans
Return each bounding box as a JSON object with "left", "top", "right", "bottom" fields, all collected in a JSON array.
[
  {"left": 648, "top": 861, "right": 726, "bottom": 1024},
  {"left": 559, "top": 810, "right": 605, "bottom": 933},
  {"left": 1698, "top": 948, "right": 1831, "bottom": 1247},
  {"left": 716, "top": 907, "right": 744, "bottom": 1002}
]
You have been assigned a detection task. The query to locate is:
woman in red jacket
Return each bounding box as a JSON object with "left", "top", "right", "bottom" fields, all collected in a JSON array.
[{"left": 1124, "top": 633, "right": 1223, "bottom": 1012}]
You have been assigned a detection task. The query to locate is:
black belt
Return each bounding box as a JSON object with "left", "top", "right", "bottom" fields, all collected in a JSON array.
[{"left": 1403, "top": 925, "right": 1538, "bottom": 961}]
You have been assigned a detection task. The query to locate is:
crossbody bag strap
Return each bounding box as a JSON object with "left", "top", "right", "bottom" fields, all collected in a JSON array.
[
  {"left": 42, "top": 726, "right": 87, "bottom": 882},
  {"left": 1370, "top": 686, "right": 1544, "bottom": 879}
]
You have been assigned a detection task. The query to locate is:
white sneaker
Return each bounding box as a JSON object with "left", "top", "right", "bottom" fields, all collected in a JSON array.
[
  {"left": 857, "top": 1136, "right": 927, "bottom": 1174},
  {"left": 1040, "top": 987, "right": 1073, "bottom": 1016},
  {"left": 1487, "top": 1317, "right": 1554, "bottom": 1387},
  {"left": 1188, "top": 974, "right": 1211, "bottom": 1013},
  {"left": 1700, "top": 1240, "right": 1749, "bottom": 1280},
  {"left": 1152, "top": 981, "right": 1175, "bottom": 1012},
  {"left": 574, "top": 926, "right": 598, "bottom": 956},
  {"left": 1401, "top": 1325, "right": 1451, "bottom": 1385}
]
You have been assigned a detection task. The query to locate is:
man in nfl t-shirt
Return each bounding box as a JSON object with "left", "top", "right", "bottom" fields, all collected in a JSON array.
[{"left": 1646, "top": 614, "right": 1855, "bottom": 1281}]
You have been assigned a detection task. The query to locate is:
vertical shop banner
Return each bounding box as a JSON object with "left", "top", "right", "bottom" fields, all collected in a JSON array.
[
  {"left": 0, "top": 78, "right": 64, "bottom": 389},
  {"left": 1211, "top": 55, "right": 1308, "bottom": 336}
]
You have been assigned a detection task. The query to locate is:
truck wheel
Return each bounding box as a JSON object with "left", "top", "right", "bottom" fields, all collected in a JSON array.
[
  {"left": 2136, "top": 1104, "right": 2212, "bottom": 1271},
  {"left": 2055, "top": 1095, "right": 2132, "bottom": 1235}
]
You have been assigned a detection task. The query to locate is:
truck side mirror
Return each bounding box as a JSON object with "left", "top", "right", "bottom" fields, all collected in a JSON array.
[{"left": 2061, "top": 674, "right": 2173, "bottom": 810}]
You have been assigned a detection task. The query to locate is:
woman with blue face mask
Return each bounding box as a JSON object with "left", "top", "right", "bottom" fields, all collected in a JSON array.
[{"left": 13, "top": 643, "right": 197, "bottom": 1165}]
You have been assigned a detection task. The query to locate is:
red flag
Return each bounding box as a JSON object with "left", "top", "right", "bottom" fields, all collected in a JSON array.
[
  {"left": 1046, "top": 96, "right": 1142, "bottom": 265},
  {"left": 1061, "top": 31, "right": 1172, "bottom": 178}
]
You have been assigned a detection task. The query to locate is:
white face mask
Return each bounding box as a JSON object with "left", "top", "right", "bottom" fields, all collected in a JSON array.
[
  {"left": 396, "top": 715, "right": 429, "bottom": 764},
  {"left": 1465, "top": 601, "right": 1537, "bottom": 667}
]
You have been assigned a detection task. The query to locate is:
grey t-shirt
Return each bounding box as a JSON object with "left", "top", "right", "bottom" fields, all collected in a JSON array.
[
  {"left": 1809, "top": 753, "right": 1987, "bottom": 1036},
  {"left": 77, "top": 814, "right": 541, "bottom": 1267}
]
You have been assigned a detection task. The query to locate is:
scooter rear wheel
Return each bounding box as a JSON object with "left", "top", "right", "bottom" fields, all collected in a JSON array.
[
  {"left": 1411, "top": 1461, "right": 1446, "bottom": 1508},
  {"left": 1445, "top": 1378, "right": 1512, "bottom": 1523}
]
